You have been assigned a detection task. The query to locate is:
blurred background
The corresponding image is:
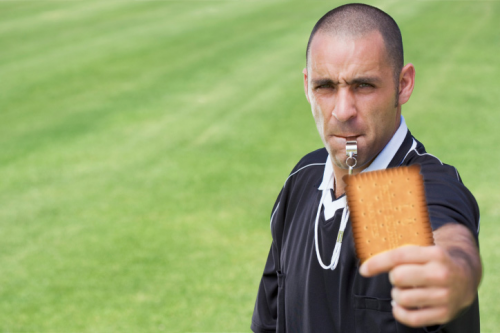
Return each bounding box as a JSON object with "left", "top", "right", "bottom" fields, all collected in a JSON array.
[{"left": 1, "top": 0, "right": 498, "bottom": 331}]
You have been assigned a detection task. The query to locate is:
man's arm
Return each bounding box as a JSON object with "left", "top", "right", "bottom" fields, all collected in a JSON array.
[
  {"left": 359, "top": 223, "right": 482, "bottom": 328},
  {"left": 251, "top": 244, "right": 279, "bottom": 333}
]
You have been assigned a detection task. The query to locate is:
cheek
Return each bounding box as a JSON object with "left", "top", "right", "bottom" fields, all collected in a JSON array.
[
  {"left": 309, "top": 99, "right": 329, "bottom": 143},
  {"left": 364, "top": 104, "right": 399, "bottom": 146},
  {"left": 311, "top": 96, "right": 333, "bottom": 124},
  {"left": 310, "top": 98, "right": 324, "bottom": 122}
]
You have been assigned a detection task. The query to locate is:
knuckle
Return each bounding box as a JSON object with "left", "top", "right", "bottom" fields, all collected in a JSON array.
[
  {"left": 391, "top": 288, "right": 398, "bottom": 300},
  {"left": 392, "top": 247, "right": 410, "bottom": 264},
  {"left": 438, "top": 268, "right": 450, "bottom": 282},
  {"left": 437, "top": 248, "right": 448, "bottom": 261},
  {"left": 390, "top": 250, "right": 403, "bottom": 264},
  {"left": 399, "top": 291, "right": 412, "bottom": 305},
  {"left": 432, "top": 267, "right": 449, "bottom": 283},
  {"left": 439, "top": 289, "right": 450, "bottom": 303},
  {"left": 407, "top": 313, "right": 421, "bottom": 327},
  {"left": 430, "top": 246, "right": 445, "bottom": 260},
  {"left": 438, "top": 307, "right": 451, "bottom": 322},
  {"left": 391, "top": 269, "right": 403, "bottom": 285}
]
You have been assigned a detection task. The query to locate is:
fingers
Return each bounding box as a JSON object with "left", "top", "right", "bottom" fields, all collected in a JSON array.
[
  {"left": 392, "top": 301, "right": 451, "bottom": 327},
  {"left": 391, "top": 287, "right": 450, "bottom": 309},
  {"left": 357, "top": 244, "right": 470, "bottom": 327},
  {"left": 388, "top": 263, "right": 449, "bottom": 288},
  {"left": 360, "top": 245, "right": 439, "bottom": 277}
]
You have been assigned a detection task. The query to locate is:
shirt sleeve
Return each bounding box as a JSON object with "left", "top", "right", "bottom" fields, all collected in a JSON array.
[{"left": 420, "top": 161, "right": 480, "bottom": 244}]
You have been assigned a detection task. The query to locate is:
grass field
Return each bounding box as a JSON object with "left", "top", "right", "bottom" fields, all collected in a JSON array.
[{"left": 0, "top": 1, "right": 499, "bottom": 332}]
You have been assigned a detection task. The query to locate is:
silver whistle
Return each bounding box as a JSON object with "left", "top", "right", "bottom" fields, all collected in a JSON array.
[{"left": 346, "top": 140, "right": 357, "bottom": 175}]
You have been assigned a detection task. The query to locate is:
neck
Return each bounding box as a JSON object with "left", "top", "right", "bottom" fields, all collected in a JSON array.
[
  {"left": 332, "top": 165, "right": 348, "bottom": 198},
  {"left": 332, "top": 162, "right": 365, "bottom": 198}
]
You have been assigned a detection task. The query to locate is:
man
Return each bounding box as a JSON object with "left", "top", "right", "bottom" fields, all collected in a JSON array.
[{"left": 251, "top": 4, "right": 481, "bottom": 333}]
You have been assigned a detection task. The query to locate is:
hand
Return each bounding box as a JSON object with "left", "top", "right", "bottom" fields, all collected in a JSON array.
[{"left": 359, "top": 241, "right": 478, "bottom": 328}]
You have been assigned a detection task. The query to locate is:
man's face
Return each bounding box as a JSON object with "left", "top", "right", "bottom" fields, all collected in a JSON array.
[{"left": 304, "top": 31, "right": 401, "bottom": 171}]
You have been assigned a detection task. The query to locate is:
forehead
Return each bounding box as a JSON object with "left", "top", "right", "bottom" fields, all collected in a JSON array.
[{"left": 308, "top": 31, "right": 392, "bottom": 80}]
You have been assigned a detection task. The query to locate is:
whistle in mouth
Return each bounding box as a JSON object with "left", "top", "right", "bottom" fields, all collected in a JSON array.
[{"left": 346, "top": 140, "right": 357, "bottom": 175}]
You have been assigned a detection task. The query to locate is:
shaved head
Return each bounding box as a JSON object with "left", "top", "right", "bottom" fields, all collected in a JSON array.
[{"left": 306, "top": 3, "right": 403, "bottom": 84}]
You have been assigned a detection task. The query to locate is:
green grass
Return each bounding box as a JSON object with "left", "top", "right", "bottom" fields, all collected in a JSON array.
[{"left": 0, "top": 1, "right": 499, "bottom": 331}]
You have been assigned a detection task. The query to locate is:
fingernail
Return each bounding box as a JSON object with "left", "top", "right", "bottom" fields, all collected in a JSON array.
[{"left": 391, "top": 300, "right": 396, "bottom": 307}]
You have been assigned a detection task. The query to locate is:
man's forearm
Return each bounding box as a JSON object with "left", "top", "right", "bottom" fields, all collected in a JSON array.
[{"left": 433, "top": 223, "right": 482, "bottom": 306}]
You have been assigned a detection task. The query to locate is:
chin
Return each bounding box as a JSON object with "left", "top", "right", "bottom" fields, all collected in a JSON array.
[{"left": 330, "top": 152, "right": 350, "bottom": 170}]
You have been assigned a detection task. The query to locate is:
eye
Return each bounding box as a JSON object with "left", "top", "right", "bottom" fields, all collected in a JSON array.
[
  {"left": 315, "top": 84, "right": 334, "bottom": 91},
  {"left": 358, "top": 83, "right": 373, "bottom": 89}
]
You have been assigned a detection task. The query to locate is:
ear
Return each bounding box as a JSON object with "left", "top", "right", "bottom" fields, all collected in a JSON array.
[
  {"left": 303, "top": 68, "right": 310, "bottom": 104},
  {"left": 398, "top": 63, "right": 415, "bottom": 106}
]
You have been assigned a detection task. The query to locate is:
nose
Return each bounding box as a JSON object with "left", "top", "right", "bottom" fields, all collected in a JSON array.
[{"left": 332, "top": 88, "right": 356, "bottom": 122}]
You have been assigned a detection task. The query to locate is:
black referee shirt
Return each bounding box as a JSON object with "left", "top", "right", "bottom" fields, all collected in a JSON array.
[{"left": 251, "top": 124, "right": 480, "bottom": 333}]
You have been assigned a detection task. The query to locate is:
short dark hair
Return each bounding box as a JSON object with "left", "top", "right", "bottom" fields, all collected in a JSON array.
[{"left": 306, "top": 3, "right": 403, "bottom": 83}]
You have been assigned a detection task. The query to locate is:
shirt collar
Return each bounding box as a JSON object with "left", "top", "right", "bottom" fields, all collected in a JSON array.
[{"left": 318, "top": 115, "right": 408, "bottom": 190}]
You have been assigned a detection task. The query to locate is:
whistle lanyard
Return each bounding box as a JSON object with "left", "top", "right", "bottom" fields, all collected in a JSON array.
[
  {"left": 314, "top": 175, "right": 350, "bottom": 270},
  {"left": 315, "top": 139, "right": 357, "bottom": 271}
]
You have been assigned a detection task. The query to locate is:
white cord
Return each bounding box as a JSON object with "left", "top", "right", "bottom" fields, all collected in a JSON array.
[{"left": 314, "top": 188, "right": 350, "bottom": 270}]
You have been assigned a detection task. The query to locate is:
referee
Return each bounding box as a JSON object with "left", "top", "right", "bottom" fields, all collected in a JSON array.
[{"left": 251, "top": 4, "right": 481, "bottom": 333}]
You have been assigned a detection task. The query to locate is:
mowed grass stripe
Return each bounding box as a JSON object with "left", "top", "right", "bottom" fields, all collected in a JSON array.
[{"left": 0, "top": 1, "right": 262, "bottom": 68}]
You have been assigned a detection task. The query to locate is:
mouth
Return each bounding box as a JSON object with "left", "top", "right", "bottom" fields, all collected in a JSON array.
[{"left": 331, "top": 134, "right": 361, "bottom": 141}]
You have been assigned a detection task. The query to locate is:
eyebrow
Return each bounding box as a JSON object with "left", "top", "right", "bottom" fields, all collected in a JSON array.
[
  {"left": 311, "top": 78, "right": 337, "bottom": 87},
  {"left": 311, "top": 76, "right": 381, "bottom": 87},
  {"left": 347, "top": 76, "right": 381, "bottom": 85}
]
